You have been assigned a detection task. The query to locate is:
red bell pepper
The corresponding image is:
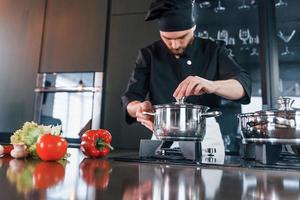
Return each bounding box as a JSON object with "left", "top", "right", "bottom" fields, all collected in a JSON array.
[{"left": 80, "top": 129, "right": 114, "bottom": 158}]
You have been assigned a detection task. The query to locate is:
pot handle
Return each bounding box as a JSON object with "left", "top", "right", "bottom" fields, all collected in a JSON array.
[
  {"left": 199, "top": 111, "right": 222, "bottom": 118},
  {"left": 142, "top": 111, "right": 156, "bottom": 116}
]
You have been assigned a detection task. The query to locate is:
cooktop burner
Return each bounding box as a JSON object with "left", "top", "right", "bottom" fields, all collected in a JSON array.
[
  {"left": 110, "top": 140, "right": 300, "bottom": 171},
  {"left": 139, "top": 140, "right": 203, "bottom": 161},
  {"left": 112, "top": 139, "right": 235, "bottom": 166}
]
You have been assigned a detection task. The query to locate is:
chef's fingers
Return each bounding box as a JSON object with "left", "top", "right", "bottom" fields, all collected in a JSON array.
[
  {"left": 136, "top": 107, "right": 153, "bottom": 121},
  {"left": 173, "top": 83, "right": 183, "bottom": 99},
  {"left": 173, "top": 76, "right": 190, "bottom": 98},
  {"left": 139, "top": 119, "right": 154, "bottom": 131},
  {"left": 137, "top": 111, "right": 152, "bottom": 121},
  {"left": 146, "top": 123, "right": 154, "bottom": 131},
  {"left": 136, "top": 101, "right": 153, "bottom": 119},
  {"left": 141, "top": 101, "right": 152, "bottom": 111},
  {"left": 185, "top": 80, "right": 199, "bottom": 97},
  {"left": 194, "top": 84, "right": 206, "bottom": 95},
  {"left": 174, "top": 80, "right": 190, "bottom": 99}
]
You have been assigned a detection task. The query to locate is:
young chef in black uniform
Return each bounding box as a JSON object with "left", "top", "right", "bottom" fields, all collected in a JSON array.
[{"left": 121, "top": 0, "right": 251, "bottom": 154}]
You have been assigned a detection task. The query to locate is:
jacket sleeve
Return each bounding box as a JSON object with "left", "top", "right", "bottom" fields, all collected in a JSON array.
[
  {"left": 217, "top": 42, "right": 252, "bottom": 104},
  {"left": 121, "top": 48, "right": 151, "bottom": 124}
]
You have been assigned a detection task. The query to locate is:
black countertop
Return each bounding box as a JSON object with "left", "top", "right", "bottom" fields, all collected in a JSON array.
[{"left": 1, "top": 148, "right": 300, "bottom": 200}]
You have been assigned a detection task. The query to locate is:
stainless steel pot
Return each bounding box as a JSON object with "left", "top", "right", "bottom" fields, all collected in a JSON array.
[
  {"left": 143, "top": 99, "right": 222, "bottom": 141},
  {"left": 238, "top": 97, "right": 300, "bottom": 144}
]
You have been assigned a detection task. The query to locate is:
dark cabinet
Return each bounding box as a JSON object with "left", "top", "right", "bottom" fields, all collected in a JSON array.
[
  {"left": 0, "top": 0, "right": 45, "bottom": 135},
  {"left": 103, "top": 0, "right": 159, "bottom": 149},
  {"left": 39, "top": 0, "right": 108, "bottom": 72}
]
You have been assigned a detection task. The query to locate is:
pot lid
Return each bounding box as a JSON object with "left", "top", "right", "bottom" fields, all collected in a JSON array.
[
  {"left": 154, "top": 97, "right": 209, "bottom": 110},
  {"left": 240, "top": 97, "right": 300, "bottom": 117},
  {"left": 154, "top": 102, "right": 209, "bottom": 109}
]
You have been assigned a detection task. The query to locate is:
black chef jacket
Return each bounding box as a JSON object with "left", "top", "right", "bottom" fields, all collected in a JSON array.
[{"left": 122, "top": 37, "right": 252, "bottom": 124}]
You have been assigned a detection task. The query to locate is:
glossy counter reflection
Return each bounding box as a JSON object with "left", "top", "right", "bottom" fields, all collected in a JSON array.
[{"left": 1, "top": 149, "right": 300, "bottom": 200}]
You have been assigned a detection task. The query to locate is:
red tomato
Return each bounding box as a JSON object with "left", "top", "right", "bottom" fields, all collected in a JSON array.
[
  {"left": 34, "top": 161, "right": 65, "bottom": 189},
  {"left": 36, "top": 134, "right": 68, "bottom": 161}
]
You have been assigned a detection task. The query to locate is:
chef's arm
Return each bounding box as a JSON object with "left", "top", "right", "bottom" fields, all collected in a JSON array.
[
  {"left": 173, "top": 76, "right": 246, "bottom": 101},
  {"left": 212, "top": 79, "right": 245, "bottom": 100}
]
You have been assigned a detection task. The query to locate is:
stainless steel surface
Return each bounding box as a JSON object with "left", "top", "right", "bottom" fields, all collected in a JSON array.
[
  {"left": 238, "top": 97, "right": 300, "bottom": 143},
  {"left": 176, "top": 96, "right": 186, "bottom": 104},
  {"left": 243, "top": 138, "right": 300, "bottom": 144},
  {"left": 2, "top": 149, "right": 300, "bottom": 200},
  {"left": 34, "top": 86, "right": 102, "bottom": 93},
  {"left": 143, "top": 100, "right": 221, "bottom": 141}
]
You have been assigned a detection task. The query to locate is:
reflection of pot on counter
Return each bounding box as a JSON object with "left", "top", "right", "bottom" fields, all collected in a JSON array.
[
  {"left": 242, "top": 172, "right": 300, "bottom": 200},
  {"left": 137, "top": 164, "right": 205, "bottom": 200}
]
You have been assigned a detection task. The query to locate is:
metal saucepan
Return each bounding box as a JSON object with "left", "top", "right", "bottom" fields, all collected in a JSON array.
[
  {"left": 238, "top": 97, "right": 300, "bottom": 144},
  {"left": 143, "top": 98, "right": 222, "bottom": 141}
]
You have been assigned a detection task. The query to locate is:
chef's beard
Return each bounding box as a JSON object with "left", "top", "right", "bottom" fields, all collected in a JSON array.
[
  {"left": 169, "top": 48, "right": 185, "bottom": 56},
  {"left": 168, "top": 37, "right": 193, "bottom": 56}
]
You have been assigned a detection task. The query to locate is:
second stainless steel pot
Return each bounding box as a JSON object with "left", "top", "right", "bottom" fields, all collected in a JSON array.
[
  {"left": 143, "top": 101, "right": 222, "bottom": 141},
  {"left": 238, "top": 97, "right": 300, "bottom": 144}
]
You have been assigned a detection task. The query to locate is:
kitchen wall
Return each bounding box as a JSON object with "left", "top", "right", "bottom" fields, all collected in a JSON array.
[
  {"left": 0, "top": 0, "right": 152, "bottom": 148},
  {"left": 39, "top": 0, "right": 108, "bottom": 72},
  {"left": 0, "top": 0, "right": 108, "bottom": 142},
  {"left": 0, "top": 0, "right": 45, "bottom": 136}
]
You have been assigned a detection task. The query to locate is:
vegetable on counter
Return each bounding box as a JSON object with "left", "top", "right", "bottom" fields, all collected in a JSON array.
[
  {"left": 10, "top": 121, "right": 64, "bottom": 158},
  {"left": 80, "top": 129, "right": 114, "bottom": 158},
  {"left": 36, "top": 133, "right": 68, "bottom": 161},
  {"left": 10, "top": 143, "right": 28, "bottom": 159},
  {"left": 0, "top": 144, "right": 14, "bottom": 156}
]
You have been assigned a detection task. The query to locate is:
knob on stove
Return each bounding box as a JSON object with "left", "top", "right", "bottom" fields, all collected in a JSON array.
[{"left": 204, "top": 148, "right": 216, "bottom": 156}]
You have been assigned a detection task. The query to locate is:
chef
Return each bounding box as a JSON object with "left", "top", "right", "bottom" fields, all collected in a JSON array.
[{"left": 121, "top": 0, "right": 251, "bottom": 155}]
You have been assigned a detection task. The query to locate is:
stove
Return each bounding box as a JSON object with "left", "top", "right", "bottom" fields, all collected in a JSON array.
[
  {"left": 111, "top": 139, "right": 300, "bottom": 171},
  {"left": 112, "top": 139, "right": 237, "bottom": 167},
  {"left": 240, "top": 142, "right": 300, "bottom": 169},
  {"left": 139, "top": 139, "right": 202, "bottom": 161}
]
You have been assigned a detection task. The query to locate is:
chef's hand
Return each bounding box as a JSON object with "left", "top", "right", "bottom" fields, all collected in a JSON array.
[
  {"left": 173, "top": 76, "right": 216, "bottom": 100},
  {"left": 135, "top": 101, "right": 154, "bottom": 131}
]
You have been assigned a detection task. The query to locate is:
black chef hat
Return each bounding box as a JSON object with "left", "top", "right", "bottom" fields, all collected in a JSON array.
[{"left": 145, "top": 0, "right": 195, "bottom": 32}]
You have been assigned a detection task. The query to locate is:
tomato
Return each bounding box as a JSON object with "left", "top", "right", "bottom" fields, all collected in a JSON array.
[
  {"left": 34, "top": 161, "right": 65, "bottom": 189},
  {"left": 36, "top": 134, "right": 68, "bottom": 161}
]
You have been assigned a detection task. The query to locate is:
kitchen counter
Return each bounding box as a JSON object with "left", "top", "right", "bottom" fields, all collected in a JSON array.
[{"left": 1, "top": 148, "right": 300, "bottom": 200}]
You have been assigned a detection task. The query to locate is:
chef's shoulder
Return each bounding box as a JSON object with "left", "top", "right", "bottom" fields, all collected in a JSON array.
[
  {"left": 140, "top": 40, "right": 163, "bottom": 54},
  {"left": 135, "top": 40, "right": 162, "bottom": 66}
]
